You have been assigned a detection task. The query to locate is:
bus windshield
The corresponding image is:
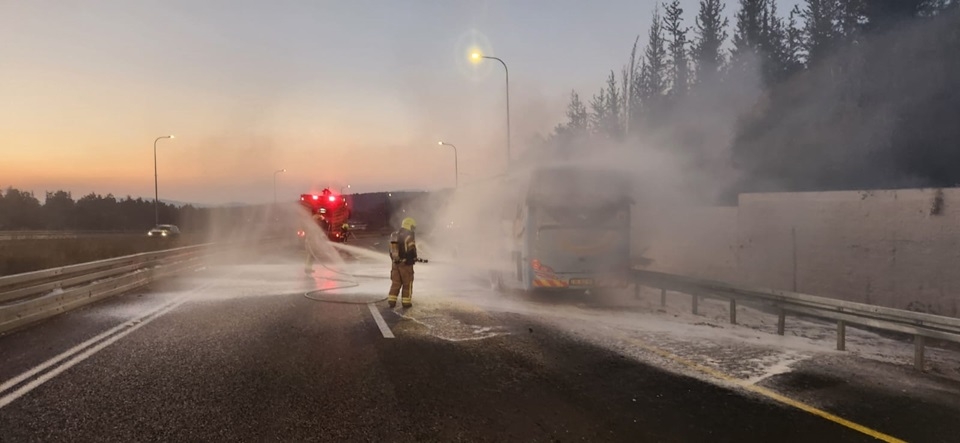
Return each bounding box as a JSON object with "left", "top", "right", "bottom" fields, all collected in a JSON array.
[
  {"left": 527, "top": 166, "right": 631, "bottom": 210},
  {"left": 535, "top": 202, "right": 629, "bottom": 229}
]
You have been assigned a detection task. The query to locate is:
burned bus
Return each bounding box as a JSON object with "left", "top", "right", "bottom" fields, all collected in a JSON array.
[{"left": 492, "top": 165, "right": 632, "bottom": 291}]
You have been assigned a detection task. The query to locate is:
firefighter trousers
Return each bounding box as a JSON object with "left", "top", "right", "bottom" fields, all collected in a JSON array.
[
  {"left": 388, "top": 263, "right": 414, "bottom": 306},
  {"left": 304, "top": 238, "right": 315, "bottom": 272}
]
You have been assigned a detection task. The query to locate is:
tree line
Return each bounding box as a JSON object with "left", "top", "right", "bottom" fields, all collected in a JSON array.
[
  {"left": 0, "top": 187, "right": 422, "bottom": 233},
  {"left": 0, "top": 188, "right": 241, "bottom": 231},
  {"left": 535, "top": 0, "right": 960, "bottom": 202}
]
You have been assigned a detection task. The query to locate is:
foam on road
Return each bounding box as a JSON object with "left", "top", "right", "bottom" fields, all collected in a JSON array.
[{"left": 0, "top": 246, "right": 957, "bottom": 441}]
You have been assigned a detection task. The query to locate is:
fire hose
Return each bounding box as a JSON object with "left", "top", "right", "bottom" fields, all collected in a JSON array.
[{"left": 301, "top": 238, "right": 429, "bottom": 304}]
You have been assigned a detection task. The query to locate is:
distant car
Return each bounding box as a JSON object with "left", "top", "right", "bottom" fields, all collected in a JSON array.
[
  {"left": 347, "top": 220, "right": 368, "bottom": 231},
  {"left": 147, "top": 224, "right": 181, "bottom": 238}
]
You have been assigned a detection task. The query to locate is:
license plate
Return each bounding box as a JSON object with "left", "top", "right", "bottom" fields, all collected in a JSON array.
[{"left": 569, "top": 278, "right": 594, "bottom": 286}]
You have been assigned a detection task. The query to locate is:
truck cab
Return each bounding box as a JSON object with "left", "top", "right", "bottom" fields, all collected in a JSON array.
[{"left": 297, "top": 189, "right": 351, "bottom": 242}]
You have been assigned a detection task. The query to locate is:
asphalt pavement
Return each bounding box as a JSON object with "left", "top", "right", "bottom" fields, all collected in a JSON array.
[{"left": 1, "top": 241, "right": 958, "bottom": 442}]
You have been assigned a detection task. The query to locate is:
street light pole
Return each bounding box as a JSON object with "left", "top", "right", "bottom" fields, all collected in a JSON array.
[
  {"left": 438, "top": 141, "right": 459, "bottom": 188},
  {"left": 153, "top": 135, "right": 174, "bottom": 226},
  {"left": 273, "top": 169, "right": 286, "bottom": 205},
  {"left": 340, "top": 184, "right": 351, "bottom": 194},
  {"left": 472, "top": 53, "right": 511, "bottom": 164}
]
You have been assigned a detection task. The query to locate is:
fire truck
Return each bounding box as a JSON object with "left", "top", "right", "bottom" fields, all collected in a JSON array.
[{"left": 297, "top": 188, "right": 352, "bottom": 242}]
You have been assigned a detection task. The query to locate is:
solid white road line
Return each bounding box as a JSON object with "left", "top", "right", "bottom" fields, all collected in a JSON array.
[
  {"left": 367, "top": 303, "right": 395, "bottom": 339},
  {"left": 0, "top": 275, "right": 226, "bottom": 404},
  {"left": 0, "top": 298, "right": 179, "bottom": 395},
  {"left": 0, "top": 298, "right": 187, "bottom": 409}
]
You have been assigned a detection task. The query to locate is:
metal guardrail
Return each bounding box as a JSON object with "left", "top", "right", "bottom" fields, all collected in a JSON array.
[
  {"left": 632, "top": 269, "right": 960, "bottom": 371},
  {"left": 0, "top": 244, "right": 213, "bottom": 334}
]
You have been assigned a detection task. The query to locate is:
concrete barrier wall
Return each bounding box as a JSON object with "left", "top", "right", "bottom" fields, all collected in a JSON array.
[
  {"left": 639, "top": 188, "right": 960, "bottom": 317},
  {"left": 633, "top": 205, "right": 738, "bottom": 279}
]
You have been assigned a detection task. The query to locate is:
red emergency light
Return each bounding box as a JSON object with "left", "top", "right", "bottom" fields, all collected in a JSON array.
[{"left": 299, "top": 189, "right": 342, "bottom": 209}]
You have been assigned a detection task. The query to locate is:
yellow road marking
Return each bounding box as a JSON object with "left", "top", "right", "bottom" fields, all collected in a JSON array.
[{"left": 627, "top": 338, "right": 906, "bottom": 443}]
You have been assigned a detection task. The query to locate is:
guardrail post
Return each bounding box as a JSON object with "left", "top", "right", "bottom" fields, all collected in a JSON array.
[
  {"left": 729, "top": 298, "right": 737, "bottom": 325},
  {"left": 914, "top": 335, "right": 925, "bottom": 371},
  {"left": 837, "top": 320, "right": 846, "bottom": 351},
  {"left": 777, "top": 310, "right": 785, "bottom": 335},
  {"left": 625, "top": 269, "right": 960, "bottom": 370}
]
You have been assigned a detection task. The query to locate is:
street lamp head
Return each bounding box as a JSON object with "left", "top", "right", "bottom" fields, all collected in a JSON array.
[
  {"left": 470, "top": 52, "right": 482, "bottom": 62},
  {"left": 169, "top": 135, "right": 174, "bottom": 139},
  {"left": 438, "top": 141, "right": 444, "bottom": 145}
]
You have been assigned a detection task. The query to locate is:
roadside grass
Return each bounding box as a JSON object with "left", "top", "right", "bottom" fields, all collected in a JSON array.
[
  {"left": 0, "top": 235, "right": 206, "bottom": 276},
  {"left": 0, "top": 227, "right": 385, "bottom": 276}
]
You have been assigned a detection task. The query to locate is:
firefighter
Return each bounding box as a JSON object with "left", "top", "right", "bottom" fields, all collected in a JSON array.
[
  {"left": 388, "top": 217, "right": 418, "bottom": 308},
  {"left": 304, "top": 212, "right": 327, "bottom": 274},
  {"left": 340, "top": 222, "right": 350, "bottom": 243},
  {"left": 317, "top": 213, "right": 330, "bottom": 233}
]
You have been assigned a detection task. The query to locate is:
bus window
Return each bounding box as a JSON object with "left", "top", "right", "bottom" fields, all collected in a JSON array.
[{"left": 535, "top": 204, "right": 629, "bottom": 229}]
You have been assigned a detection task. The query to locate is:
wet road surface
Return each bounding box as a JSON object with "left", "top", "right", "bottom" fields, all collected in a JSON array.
[{"left": 2, "top": 244, "right": 958, "bottom": 442}]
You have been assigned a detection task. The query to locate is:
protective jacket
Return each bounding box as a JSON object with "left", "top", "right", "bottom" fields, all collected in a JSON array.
[
  {"left": 312, "top": 212, "right": 329, "bottom": 233},
  {"left": 394, "top": 228, "right": 417, "bottom": 265}
]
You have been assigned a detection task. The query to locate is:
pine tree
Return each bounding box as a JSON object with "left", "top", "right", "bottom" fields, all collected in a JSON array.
[
  {"left": 625, "top": 36, "right": 642, "bottom": 135},
  {"left": 621, "top": 64, "right": 630, "bottom": 132},
  {"left": 589, "top": 88, "right": 608, "bottom": 135},
  {"left": 731, "top": 0, "right": 768, "bottom": 62},
  {"left": 763, "top": 1, "right": 801, "bottom": 82},
  {"left": 730, "top": 0, "right": 762, "bottom": 84},
  {"left": 632, "top": 56, "right": 650, "bottom": 119},
  {"left": 644, "top": 5, "right": 668, "bottom": 97},
  {"left": 663, "top": 0, "right": 691, "bottom": 98},
  {"left": 564, "top": 90, "right": 589, "bottom": 135},
  {"left": 786, "top": 6, "right": 806, "bottom": 71},
  {"left": 604, "top": 71, "right": 624, "bottom": 138},
  {"left": 866, "top": 0, "right": 932, "bottom": 25},
  {"left": 641, "top": 6, "right": 669, "bottom": 124},
  {"left": 802, "top": 0, "right": 839, "bottom": 65},
  {"left": 692, "top": 0, "right": 729, "bottom": 84},
  {"left": 836, "top": 0, "right": 866, "bottom": 39},
  {"left": 731, "top": 0, "right": 800, "bottom": 86}
]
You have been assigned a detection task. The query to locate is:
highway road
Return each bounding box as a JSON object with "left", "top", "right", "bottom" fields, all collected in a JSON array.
[{"left": 1, "top": 239, "right": 959, "bottom": 442}]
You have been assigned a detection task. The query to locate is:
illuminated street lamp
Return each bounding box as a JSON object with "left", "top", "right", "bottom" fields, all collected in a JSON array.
[
  {"left": 438, "top": 141, "right": 459, "bottom": 188},
  {"left": 153, "top": 135, "right": 174, "bottom": 226},
  {"left": 470, "top": 51, "right": 511, "bottom": 164},
  {"left": 340, "top": 184, "right": 351, "bottom": 194},
  {"left": 273, "top": 169, "right": 286, "bottom": 204}
]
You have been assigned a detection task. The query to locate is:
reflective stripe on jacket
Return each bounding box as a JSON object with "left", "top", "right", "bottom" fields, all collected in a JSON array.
[{"left": 396, "top": 228, "right": 417, "bottom": 265}]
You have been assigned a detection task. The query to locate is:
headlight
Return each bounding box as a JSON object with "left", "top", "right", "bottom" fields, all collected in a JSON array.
[{"left": 161, "top": 232, "right": 168, "bottom": 237}]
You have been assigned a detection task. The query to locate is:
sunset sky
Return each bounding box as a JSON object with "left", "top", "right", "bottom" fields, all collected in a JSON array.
[{"left": 0, "top": 1, "right": 786, "bottom": 205}]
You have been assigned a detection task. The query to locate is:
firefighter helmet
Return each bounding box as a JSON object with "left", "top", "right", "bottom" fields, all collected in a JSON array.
[{"left": 401, "top": 217, "right": 416, "bottom": 231}]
